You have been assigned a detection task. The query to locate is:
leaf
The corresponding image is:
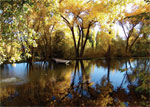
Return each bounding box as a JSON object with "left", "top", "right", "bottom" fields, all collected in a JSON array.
[{"left": 24, "top": 7, "right": 28, "bottom": 12}]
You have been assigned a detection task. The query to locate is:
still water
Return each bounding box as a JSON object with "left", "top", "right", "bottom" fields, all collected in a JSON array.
[{"left": 0, "top": 58, "right": 150, "bottom": 106}]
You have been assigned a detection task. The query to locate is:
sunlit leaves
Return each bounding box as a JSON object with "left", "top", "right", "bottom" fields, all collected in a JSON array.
[
  {"left": 125, "top": 0, "right": 149, "bottom": 17},
  {"left": 0, "top": 0, "right": 149, "bottom": 63}
]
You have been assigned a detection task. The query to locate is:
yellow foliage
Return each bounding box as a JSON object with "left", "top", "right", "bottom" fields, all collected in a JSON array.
[{"left": 125, "top": 0, "right": 149, "bottom": 17}]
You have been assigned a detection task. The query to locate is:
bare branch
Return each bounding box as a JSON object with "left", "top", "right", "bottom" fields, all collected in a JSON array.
[
  {"left": 61, "top": 15, "right": 71, "bottom": 28},
  {"left": 119, "top": 21, "right": 128, "bottom": 38}
]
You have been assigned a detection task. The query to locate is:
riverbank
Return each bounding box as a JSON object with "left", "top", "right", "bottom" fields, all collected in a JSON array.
[{"left": 1, "top": 56, "right": 150, "bottom": 65}]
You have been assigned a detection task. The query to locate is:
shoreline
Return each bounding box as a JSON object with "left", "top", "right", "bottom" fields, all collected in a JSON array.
[{"left": 1, "top": 56, "right": 150, "bottom": 65}]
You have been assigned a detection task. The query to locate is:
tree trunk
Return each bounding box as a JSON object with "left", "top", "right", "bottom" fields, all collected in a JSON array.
[
  {"left": 49, "top": 24, "right": 55, "bottom": 59},
  {"left": 70, "top": 27, "right": 78, "bottom": 57},
  {"left": 77, "top": 25, "right": 82, "bottom": 57},
  {"left": 80, "top": 23, "right": 91, "bottom": 57},
  {"left": 126, "top": 37, "right": 129, "bottom": 55},
  {"left": 129, "top": 23, "right": 143, "bottom": 52}
]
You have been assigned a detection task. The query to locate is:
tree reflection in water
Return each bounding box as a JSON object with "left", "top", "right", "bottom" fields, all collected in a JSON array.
[{"left": 0, "top": 58, "right": 150, "bottom": 106}]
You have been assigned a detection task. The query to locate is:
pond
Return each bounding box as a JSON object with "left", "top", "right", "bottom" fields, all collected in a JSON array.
[{"left": 0, "top": 58, "right": 150, "bottom": 106}]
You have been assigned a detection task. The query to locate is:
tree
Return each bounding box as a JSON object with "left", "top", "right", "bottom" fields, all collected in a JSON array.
[
  {"left": 20, "top": 0, "right": 60, "bottom": 61},
  {"left": 59, "top": 0, "right": 97, "bottom": 57},
  {"left": 0, "top": 0, "right": 61, "bottom": 64},
  {"left": 119, "top": 0, "right": 150, "bottom": 55},
  {"left": 0, "top": 0, "right": 31, "bottom": 63},
  {"left": 53, "top": 30, "right": 66, "bottom": 58},
  {"left": 59, "top": 0, "right": 143, "bottom": 57},
  {"left": 119, "top": 18, "right": 143, "bottom": 55}
]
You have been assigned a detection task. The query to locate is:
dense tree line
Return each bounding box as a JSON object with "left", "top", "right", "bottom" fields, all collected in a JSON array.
[{"left": 0, "top": 0, "right": 150, "bottom": 64}]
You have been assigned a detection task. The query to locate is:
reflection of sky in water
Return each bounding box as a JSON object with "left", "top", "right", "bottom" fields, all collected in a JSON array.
[
  {"left": 71, "top": 69, "right": 82, "bottom": 86},
  {"left": 1, "top": 63, "right": 27, "bottom": 78},
  {"left": 0, "top": 63, "right": 28, "bottom": 84},
  {"left": 0, "top": 60, "right": 140, "bottom": 92},
  {"left": 91, "top": 67, "right": 130, "bottom": 91},
  {"left": 71, "top": 62, "right": 136, "bottom": 93}
]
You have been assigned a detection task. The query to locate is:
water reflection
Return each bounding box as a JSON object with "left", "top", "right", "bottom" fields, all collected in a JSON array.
[{"left": 0, "top": 58, "right": 150, "bottom": 106}]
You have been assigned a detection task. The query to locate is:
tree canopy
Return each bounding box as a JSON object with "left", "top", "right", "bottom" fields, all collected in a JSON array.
[{"left": 0, "top": 0, "right": 150, "bottom": 64}]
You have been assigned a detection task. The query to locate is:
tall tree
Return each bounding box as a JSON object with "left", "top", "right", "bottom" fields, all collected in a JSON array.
[
  {"left": 0, "top": 0, "right": 32, "bottom": 63},
  {"left": 23, "top": 0, "right": 60, "bottom": 60},
  {"left": 59, "top": 0, "right": 97, "bottom": 57},
  {"left": 59, "top": 0, "right": 142, "bottom": 57},
  {"left": 120, "top": 0, "right": 150, "bottom": 55}
]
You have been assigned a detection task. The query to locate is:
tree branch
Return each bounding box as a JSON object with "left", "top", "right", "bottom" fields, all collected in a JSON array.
[
  {"left": 61, "top": 15, "right": 71, "bottom": 28},
  {"left": 119, "top": 21, "right": 128, "bottom": 38}
]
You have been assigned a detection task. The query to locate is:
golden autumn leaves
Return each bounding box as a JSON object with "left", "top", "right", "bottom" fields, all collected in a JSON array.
[{"left": 0, "top": 0, "right": 149, "bottom": 63}]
